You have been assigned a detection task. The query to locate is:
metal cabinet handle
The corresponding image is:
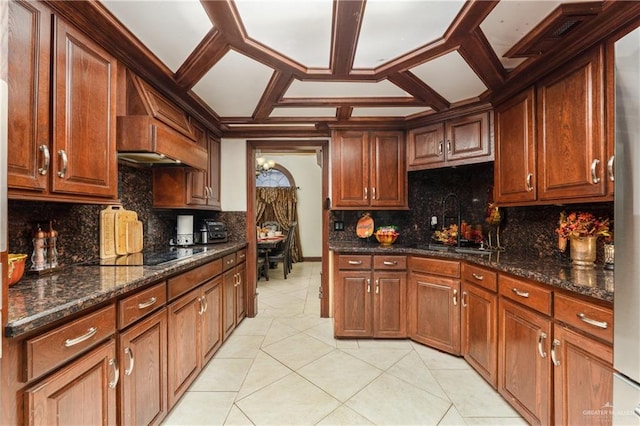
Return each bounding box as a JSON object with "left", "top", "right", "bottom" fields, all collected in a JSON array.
[
  {"left": 591, "top": 159, "right": 601, "bottom": 184},
  {"left": 577, "top": 312, "right": 608, "bottom": 329},
  {"left": 198, "top": 296, "right": 205, "bottom": 315},
  {"left": 375, "top": 279, "right": 380, "bottom": 294},
  {"left": 372, "top": 187, "right": 376, "bottom": 200},
  {"left": 438, "top": 142, "right": 443, "bottom": 155},
  {"left": 526, "top": 173, "right": 534, "bottom": 192},
  {"left": 364, "top": 187, "right": 368, "bottom": 200},
  {"left": 109, "top": 358, "right": 119, "bottom": 389},
  {"left": 607, "top": 155, "right": 614, "bottom": 182},
  {"left": 366, "top": 278, "right": 371, "bottom": 294},
  {"left": 453, "top": 289, "right": 458, "bottom": 306},
  {"left": 64, "top": 326, "right": 98, "bottom": 347},
  {"left": 137, "top": 296, "right": 157, "bottom": 310},
  {"left": 383, "top": 261, "right": 398, "bottom": 266},
  {"left": 462, "top": 291, "right": 468, "bottom": 308},
  {"left": 447, "top": 140, "right": 452, "bottom": 154},
  {"left": 551, "top": 339, "right": 561, "bottom": 366},
  {"left": 57, "top": 150, "right": 68, "bottom": 178},
  {"left": 124, "top": 347, "right": 135, "bottom": 376},
  {"left": 512, "top": 288, "right": 529, "bottom": 298},
  {"left": 348, "top": 260, "right": 362, "bottom": 265},
  {"left": 39, "top": 145, "right": 50, "bottom": 175},
  {"left": 537, "top": 332, "right": 548, "bottom": 358},
  {"left": 201, "top": 295, "right": 208, "bottom": 313},
  {"left": 471, "top": 273, "right": 484, "bottom": 281}
]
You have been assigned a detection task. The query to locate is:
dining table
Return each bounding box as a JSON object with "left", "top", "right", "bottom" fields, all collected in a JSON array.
[{"left": 257, "top": 235, "right": 285, "bottom": 280}]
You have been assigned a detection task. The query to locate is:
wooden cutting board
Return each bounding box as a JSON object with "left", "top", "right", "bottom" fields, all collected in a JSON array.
[
  {"left": 100, "top": 205, "right": 122, "bottom": 258},
  {"left": 115, "top": 209, "right": 138, "bottom": 255},
  {"left": 126, "top": 220, "right": 143, "bottom": 253}
]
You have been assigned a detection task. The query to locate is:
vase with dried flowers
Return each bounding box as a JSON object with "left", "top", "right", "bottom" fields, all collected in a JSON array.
[{"left": 556, "top": 211, "right": 610, "bottom": 267}]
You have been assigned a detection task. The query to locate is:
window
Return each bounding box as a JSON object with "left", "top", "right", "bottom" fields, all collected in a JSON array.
[{"left": 256, "top": 169, "right": 291, "bottom": 187}]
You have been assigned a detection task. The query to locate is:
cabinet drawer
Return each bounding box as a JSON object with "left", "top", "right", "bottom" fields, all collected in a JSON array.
[
  {"left": 118, "top": 281, "right": 167, "bottom": 329},
  {"left": 554, "top": 293, "right": 613, "bottom": 343},
  {"left": 499, "top": 274, "right": 552, "bottom": 316},
  {"left": 373, "top": 255, "right": 406, "bottom": 270},
  {"left": 222, "top": 253, "right": 236, "bottom": 271},
  {"left": 25, "top": 304, "right": 116, "bottom": 381},
  {"left": 462, "top": 263, "right": 497, "bottom": 292},
  {"left": 337, "top": 255, "right": 372, "bottom": 270},
  {"left": 408, "top": 256, "right": 460, "bottom": 278},
  {"left": 236, "top": 249, "right": 247, "bottom": 264},
  {"left": 168, "top": 259, "right": 222, "bottom": 300}
]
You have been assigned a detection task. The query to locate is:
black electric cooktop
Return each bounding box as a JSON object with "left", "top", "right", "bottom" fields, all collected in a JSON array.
[{"left": 81, "top": 247, "right": 206, "bottom": 267}]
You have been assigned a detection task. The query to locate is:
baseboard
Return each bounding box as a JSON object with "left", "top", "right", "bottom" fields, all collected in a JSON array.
[{"left": 302, "top": 257, "right": 321, "bottom": 262}]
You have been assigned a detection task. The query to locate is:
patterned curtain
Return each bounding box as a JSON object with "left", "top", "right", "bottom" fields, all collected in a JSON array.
[{"left": 256, "top": 187, "right": 302, "bottom": 262}]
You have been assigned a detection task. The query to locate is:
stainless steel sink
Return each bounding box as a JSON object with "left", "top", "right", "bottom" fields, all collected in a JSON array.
[{"left": 452, "top": 247, "right": 491, "bottom": 255}]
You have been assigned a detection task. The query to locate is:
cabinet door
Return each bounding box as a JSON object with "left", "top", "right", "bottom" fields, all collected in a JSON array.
[
  {"left": 494, "top": 88, "right": 537, "bottom": 204},
  {"left": 201, "top": 276, "right": 223, "bottom": 364},
  {"left": 222, "top": 268, "right": 237, "bottom": 340},
  {"left": 446, "top": 112, "right": 492, "bottom": 163},
  {"left": 373, "top": 271, "right": 406, "bottom": 338},
  {"left": 25, "top": 340, "right": 117, "bottom": 426},
  {"left": 331, "top": 131, "right": 369, "bottom": 208},
  {"left": 235, "top": 261, "right": 246, "bottom": 325},
  {"left": 553, "top": 325, "right": 613, "bottom": 426},
  {"left": 498, "top": 298, "right": 552, "bottom": 425},
  {"left": 407, "top": 123, "right": 445, "bottom": 169},
  {"left": 334, "top": 271, "right": 373, "bottom": 337},
  {"left": 50, "top": 18, "right": 117, "bottom": 198},
  {"left": 167, "top": 288, "right": 201, "bottom": 408},
  {"left": 119, "top": 309, "right": 168, "bottom": 426},
  {"left": 537, "top": 47, "right": 606, "bottom": 202},
  {"left": 207, "top": 136, "right": 222, "bottom": 209},
  {"left": 461, "top": 282, "right": 497, "bottom": 388},
  {"left": 409, "top": 272, "right": 460, "bottom": 355},
  {"left": 7, "top": 0, "right": 51, "bottom": 192},
  {"left": 370, "top": 131, "right": 406, "bottom": 208},
  {"left": 186, "top": 121, "right": 208, "bottom": 206}
]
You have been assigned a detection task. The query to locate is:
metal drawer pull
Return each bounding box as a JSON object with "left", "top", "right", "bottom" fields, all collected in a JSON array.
[
  {"left": 109, "top": 358, "right": 119, "bottom": 389},
  {"left": 39, "top": 145, "right": 50, "bottom": 175},
  {"left": 462, "top": 291, "right": 468, "bottom": 308},
  {"left": 383, "top": 261, "right": 398, "bottom": 266},
  {"left": 577, "top": 312, "right": 608, "bottom": 329},
  {"left": 375, "top": 279, "right": 380, "bottom": 294},
  {"left": 64, "top": 326, "right": 98, "bottom": 347},
  {"left": 348, "top": 260, "right": 363, "bottom": 265},
  {"left": 471, "top": 273, "right": 484, "bottom": 280},
  {"left": 124, "top": 347, "right": 135, "bottom": 376},
  {"left": 137, "top": 296, "right": 157, "bottom": 310},
  {"left": 591, "top": 159, "right": 601, "bottom": 184},
  {"left": 366, "top": 279, "right": 371, "bottom": 294},
  {"left": 512, "top": 288, "right": 529, "bottom": 298},
  {"left": 607, "top": 155, "right": 615, "bottom": 182},
  {"left": 526, "top": 173, "right": 533, "bottom": 192},
  {"left": 453, "top": 289, "right": 458, "bottom": 306},
  {"left": 57, "top": 150, "right": 68, "bottom": 178},
  {"left": 551, "top": 339, "right": 560, "bottom": 366},
  {"left": 537, "top": 332, "right": 547, "bottom": 358}
]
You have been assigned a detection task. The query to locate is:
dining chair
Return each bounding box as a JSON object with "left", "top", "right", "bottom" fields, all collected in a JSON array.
[{"left": 268, "top": 222, "right": 296, "bottom": 279}]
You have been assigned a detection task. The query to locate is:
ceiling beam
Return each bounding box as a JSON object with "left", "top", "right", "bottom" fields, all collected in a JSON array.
[
  {"left": 330, "top": 0, "right": 365, "bottom": 77},
  {"left": 175, "top": 28, "right": 230, "bottom": 89},
  {"left": 458, "top": 29, "right": 506, "bottom": 91},
  {"left": 253, "top": 71, "right": 294, "bottom": 120},
  {"left": 387, "top": 72, "right": 450, "bottom": 112}
]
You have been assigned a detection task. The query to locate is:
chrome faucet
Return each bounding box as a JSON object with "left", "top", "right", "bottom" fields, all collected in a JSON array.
[{"left": 442, "top": 193, "right": 461, "bottom": 247}]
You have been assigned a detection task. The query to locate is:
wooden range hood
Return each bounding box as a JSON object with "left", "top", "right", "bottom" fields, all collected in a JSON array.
[{"left": 116, "top": 71, "right": 208, "bottom": 170}]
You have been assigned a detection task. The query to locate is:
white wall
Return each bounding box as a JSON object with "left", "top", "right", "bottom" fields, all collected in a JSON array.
[{"left": 221, "top": 139, "right": 247, "bottom": 211}]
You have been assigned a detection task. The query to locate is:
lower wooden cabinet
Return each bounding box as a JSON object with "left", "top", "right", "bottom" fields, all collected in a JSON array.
[
  {"left": 119, "top": 309, "right": 168, "bottom": 426},
  {"left": 222, "top": 250, "right": 247, "bottom": 341},
  {"left": 24, "top": 340, "right": 118, "bottom": 426}
]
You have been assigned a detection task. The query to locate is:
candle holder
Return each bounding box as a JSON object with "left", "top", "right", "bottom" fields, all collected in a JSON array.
[{"left": 604, "top": 243, "right": 615, "bottom": 270}]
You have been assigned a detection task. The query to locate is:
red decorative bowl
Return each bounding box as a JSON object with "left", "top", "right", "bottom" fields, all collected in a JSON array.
[
  {"left": 375, "top": 232, "right": 399, "bottom": 246},
  {"left": 8, "top": 254, "right": 28, "bottom": 286}
]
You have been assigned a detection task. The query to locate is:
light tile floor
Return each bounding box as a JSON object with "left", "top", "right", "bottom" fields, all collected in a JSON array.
[{"left": 162, "top": 261, "right": 526, "bottom": 426}]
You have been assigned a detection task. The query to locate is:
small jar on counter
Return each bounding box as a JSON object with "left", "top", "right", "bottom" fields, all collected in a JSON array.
[{"left": 31, "top": 225, "right": 47, "bottom": 271}]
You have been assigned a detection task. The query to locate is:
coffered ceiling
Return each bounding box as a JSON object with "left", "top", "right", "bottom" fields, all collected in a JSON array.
[{"left": 57, "top": 0, "right": 637, "bottom": 137}]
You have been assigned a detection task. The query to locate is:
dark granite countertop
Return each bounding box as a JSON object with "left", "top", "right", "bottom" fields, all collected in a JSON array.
[
  {"left": 6, "top": 242, "right": 247, "bottom": 338},
  {"left": 330, "top": 241, "right": 614, "bottom": 304}
]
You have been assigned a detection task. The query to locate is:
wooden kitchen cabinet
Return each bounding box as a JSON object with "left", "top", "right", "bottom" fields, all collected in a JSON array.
[
  {"left": 7, "top": 1, "right": 118, "bottom": 203},
  {"left": 331, "top": 130, "right": 407, "bottom": 209},
  {"left": 333, "top": 254, "right": 406, "bottom": 338},
  {"left": 222, "top": 249, "right": 247, "bottom": 341},
  {"left": 498, "top": 274, "right": 553, "bottom": 426},
  {"left": 407, "top": 256, "right": 460, "bottom": 355},
  {"left": 24, "top": 340, "right": 118, "bottom": 426},
  {"left": 461, "top": 264, "right": 498, "bottom": 388},
  {"left": 407, "top": 111, "right": 493, "bottom": 171}
]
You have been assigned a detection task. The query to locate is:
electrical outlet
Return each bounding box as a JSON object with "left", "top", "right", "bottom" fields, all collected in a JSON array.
[
  {"left": 430, "top": 216, "right": 438, "bottom": 230},
  {"left": 334, "top": 220, "right": 344, "bottom": 231}
]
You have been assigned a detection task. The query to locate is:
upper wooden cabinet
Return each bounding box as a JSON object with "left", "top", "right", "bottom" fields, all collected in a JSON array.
[
  {"left": 495, "top": 46, "right": 611, "bottom": 206},
  {"left": 407, "top": 111, "right": 493, "bottom": 171},
  {"left": 331, "top": 130, "right": 407, "bottom": 209},
  {"left": 7, "top": 1, "right": 118, "bottom": 203}
]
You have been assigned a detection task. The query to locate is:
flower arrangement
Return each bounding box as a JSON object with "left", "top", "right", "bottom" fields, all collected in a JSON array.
[{"left": 556, "top": 211, "right": 610, "bottom": 240}]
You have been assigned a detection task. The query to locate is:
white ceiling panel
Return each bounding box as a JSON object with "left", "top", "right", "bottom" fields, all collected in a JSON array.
[
  {"left": 270, "top": 107, "right": 336, "bottom": 118},
  {"left": 101, "top": 0, "right": 212, "bottom": 72},
  {"left": 351, "top": 106, "right": 431, "bottom": 118},
  {"left": 410, "top": 51, "right": 488, "bottom": 102},
  {"left": 235, "top": 0, "right": 333, "bottom": 68},
  {"left": 285, "top": 79, "right": 411, "bottom": 98},
  {"left": 192, "top": 50, "right": 274, "bottom": 117},
  {"left": 354, "top": 0, "right": 465, "bottom": 68}
]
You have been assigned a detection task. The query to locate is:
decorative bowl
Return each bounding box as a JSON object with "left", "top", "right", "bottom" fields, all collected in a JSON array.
[
  {"left": 8, "top": 254, "right": 28, "bottom": 286},
  {"left": 375, "top": 231, "right": 399, "bottom": 246}
]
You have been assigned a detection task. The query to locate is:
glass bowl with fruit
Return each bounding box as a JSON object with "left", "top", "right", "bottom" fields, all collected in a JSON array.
[{"left": 375, "top": 226, "right": 399, "bottom": 246}]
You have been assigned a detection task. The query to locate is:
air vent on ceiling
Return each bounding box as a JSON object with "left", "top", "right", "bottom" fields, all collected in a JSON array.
[{"left": 505, "top": 2, "right": 603, "bottom": 58}]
